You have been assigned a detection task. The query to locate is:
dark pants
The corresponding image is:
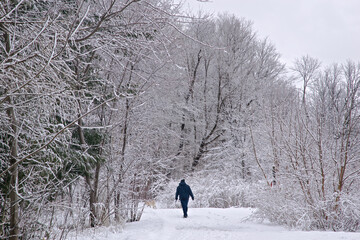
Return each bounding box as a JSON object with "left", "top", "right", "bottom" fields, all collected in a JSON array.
[{"left": 180, "top": 199, "right": 189, "bottom": 217}]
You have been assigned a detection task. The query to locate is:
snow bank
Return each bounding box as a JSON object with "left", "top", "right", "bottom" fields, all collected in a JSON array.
[{"left": 67, "top": 207, "right": 360, "bottom": 240}]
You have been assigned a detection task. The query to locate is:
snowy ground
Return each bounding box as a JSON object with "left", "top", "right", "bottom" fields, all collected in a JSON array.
[{"left": 68, "top": 207, "right": 360, "bottom": 240}]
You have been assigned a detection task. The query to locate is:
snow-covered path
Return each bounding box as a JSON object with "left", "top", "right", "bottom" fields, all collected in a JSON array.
[{"left": 69, "top": 208, "right": 360, "bottom": 240}]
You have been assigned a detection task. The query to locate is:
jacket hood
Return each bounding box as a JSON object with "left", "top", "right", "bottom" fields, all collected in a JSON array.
[{"left": 179, "top": 179, "right": 186, "bottom": 186}]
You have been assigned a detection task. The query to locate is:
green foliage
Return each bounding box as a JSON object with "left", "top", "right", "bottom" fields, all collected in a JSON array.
[
  {"left": 16, "top": 0, "right": 50, "bottom": 15},
  {"left": 69, "top": 126, "right": 107, "bottom": 179}
]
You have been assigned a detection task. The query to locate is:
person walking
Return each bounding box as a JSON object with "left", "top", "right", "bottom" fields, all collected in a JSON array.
[{"left": 175, "top": 179, "right": 194, "bottom": 218}]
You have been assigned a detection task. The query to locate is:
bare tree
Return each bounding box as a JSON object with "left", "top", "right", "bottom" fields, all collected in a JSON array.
[
  {"left": 256, "top": 60, "right": 360, "bottom": 231},
  {"left": 292, "top": 55, "right": 321, "bottom": 109}
]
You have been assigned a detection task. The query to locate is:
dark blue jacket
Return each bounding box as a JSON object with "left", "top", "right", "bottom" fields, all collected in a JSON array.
[{"left": 175, "top": 180, "right": 194, "bottom": 201}]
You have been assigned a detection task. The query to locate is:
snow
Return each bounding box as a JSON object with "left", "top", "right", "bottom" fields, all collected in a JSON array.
[{"left": 68, "top": 207, "right": 360, "bottom": 240}]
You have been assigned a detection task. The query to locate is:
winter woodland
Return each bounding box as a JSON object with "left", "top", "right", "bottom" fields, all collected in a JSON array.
[{"left": 1, "top": 0, "right": 360, "bottom": 239}]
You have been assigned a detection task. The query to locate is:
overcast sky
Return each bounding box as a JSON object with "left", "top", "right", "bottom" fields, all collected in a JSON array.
[{"left": 184, "top": 0, "right": 360, "bottom": 68}]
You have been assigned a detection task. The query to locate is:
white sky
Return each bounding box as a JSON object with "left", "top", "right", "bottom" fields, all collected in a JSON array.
[{"left": 183, "top": 0, "right": 360, "bottom": 68}]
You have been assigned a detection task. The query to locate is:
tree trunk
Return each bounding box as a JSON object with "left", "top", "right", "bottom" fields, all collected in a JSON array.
[
  {"left": 85, "top": 175, "right": 97, "bottom": 227},
  {"left": 2, "top": 17, "right": 19, "bottom": 240},
  {"left": 192, "top": 68, "right": 222, "bottom": 170},
  {"left": 78, "top": 117, "right": 98, "bottom": 227},
  {"left": 177, "top": 50, "right": 202, "bottom": 156},
  {"left": 7, "top": 97, "right": 19, "bottom": 240},
  {"left": 114, "top": 191, "right": 121, "bottom": 222}
]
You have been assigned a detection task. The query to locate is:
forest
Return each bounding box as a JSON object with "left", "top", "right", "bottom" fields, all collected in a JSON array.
[{"left": 1, "top": 0, "right": 360, "bottom": 239}]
